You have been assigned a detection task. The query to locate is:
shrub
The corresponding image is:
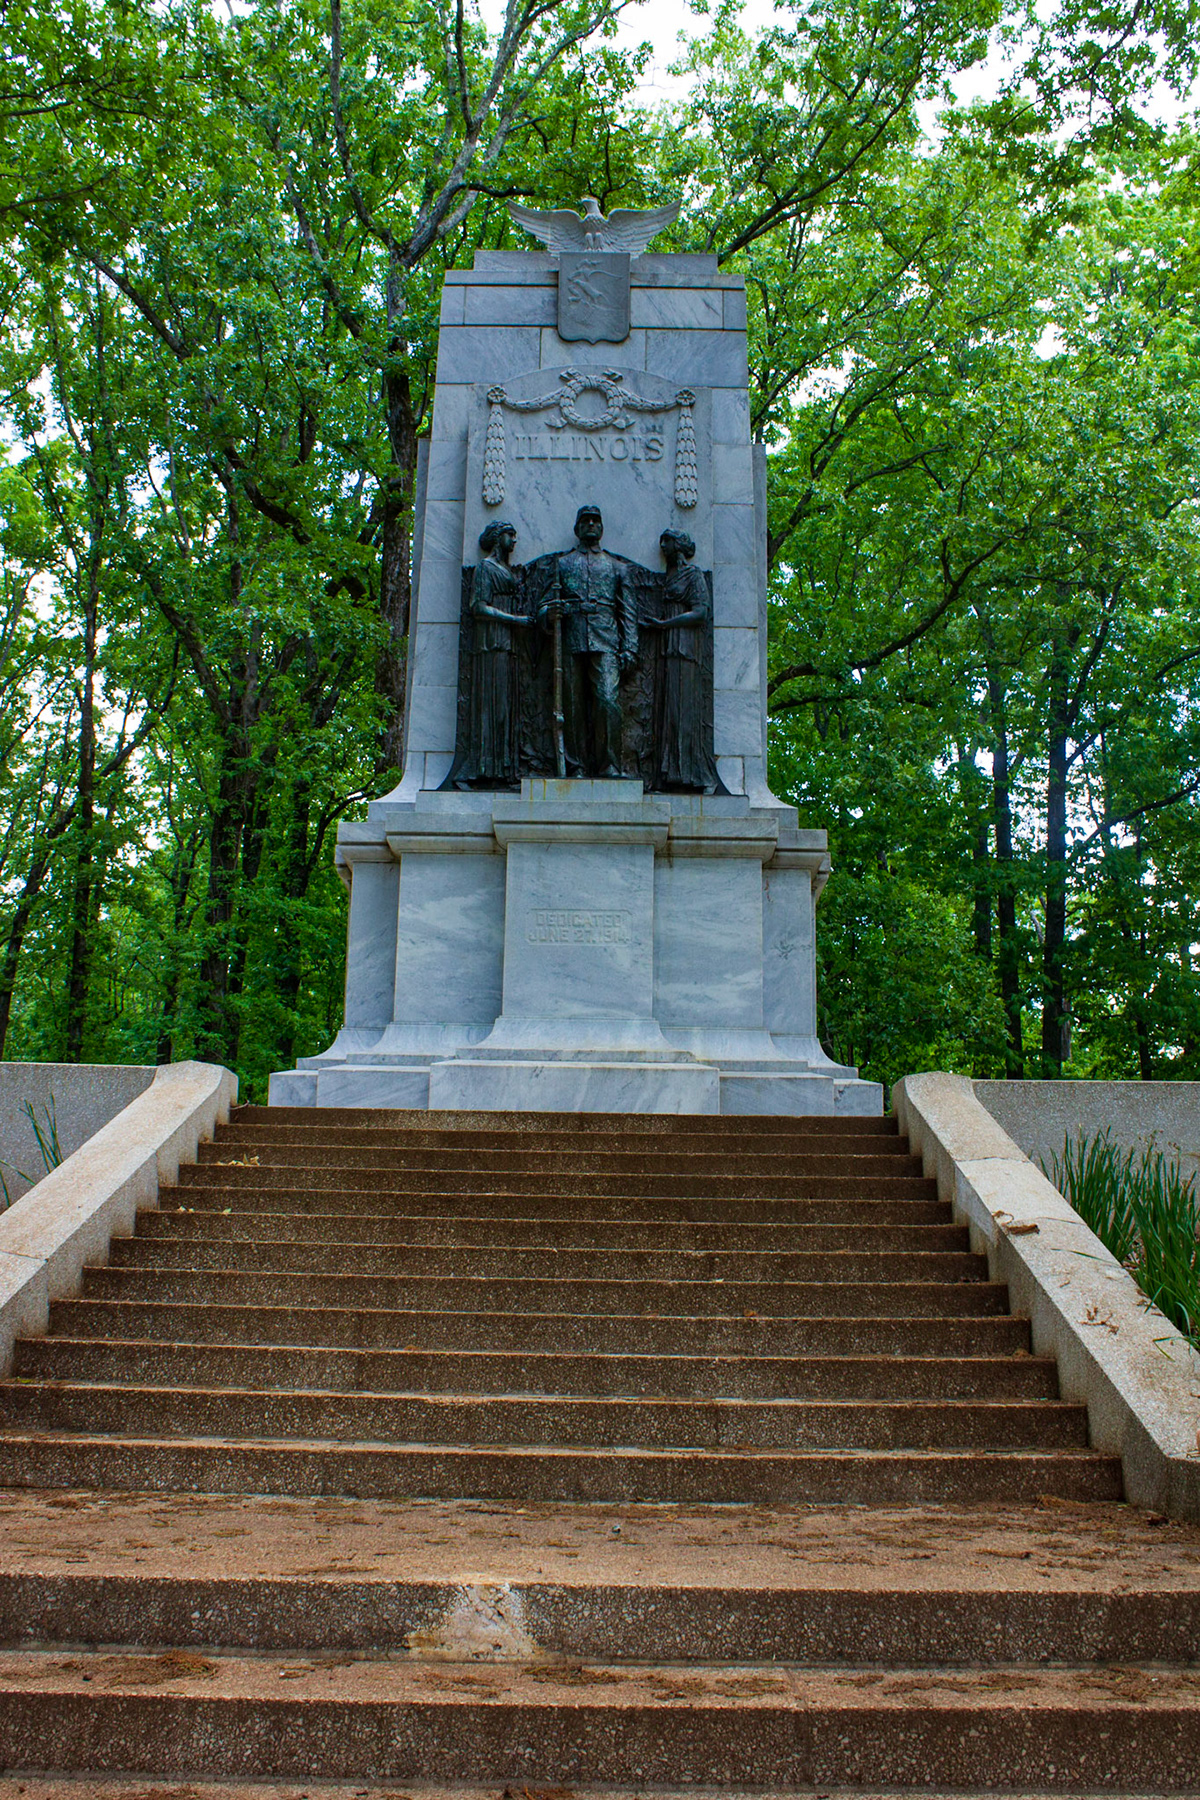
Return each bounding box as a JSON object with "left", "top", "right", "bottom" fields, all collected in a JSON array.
[{"left": 1047, "top": 1131, "right": 1200, "bottom": 1347}]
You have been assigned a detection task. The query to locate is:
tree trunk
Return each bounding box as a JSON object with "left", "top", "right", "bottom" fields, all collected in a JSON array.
[
  {"left": 1042, "top": 624, "right": 1070, "bottom": 1076},
  {"left": 64, "top": 535, "right": 101, "bottom": 1061},
  {"left": 379, "top": 260, "right": 419, "bottom": 774},
  {"left": 986, "top": 665, "right": 1023, "bottom": 1077},
  {"left": 229, "top": 794, "right": 266, "bottom": 1069},
  {"left": 156, "top": 829, "right": 201, "bottom": 1066},
  {"left": 276, "top": 783, "right": 311, "bottom": 1068},
  {"left": 196, "top": 756, "right": 243, "bottom": 1066},
  {"left": 0, "top": 852, "right": 52, "bottom": 1060}
]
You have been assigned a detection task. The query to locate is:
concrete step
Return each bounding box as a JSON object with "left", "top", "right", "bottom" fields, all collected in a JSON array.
[
  {"left": 234, "top": 1105, "right": 902, "bottom": 1135},
  {"left": 79, "top": 1267, "right": 1010, "bottom": 1317},
  {"left": 0, "top": 1649, "right": 1188, "bottom": 1789},
  {"left": 0, "top": 1383, "right": 1089, "bottom": 1451},
  {"left": 165, "top": 1185, "right": 952, "bottom": 1224},
  {"left": 178, "top": 1164, "right": 941, "bottom": 1199},
  {"left": 1, "top": 1560, "right": 1194, "bottom": 1663},
  {"left": 2, "top": 1492, "right": 1195, "bottom": 1663},
  {"left": 49, "top": 1298, "right": 1034, "bottom": 1355},
  {"left": 0, "top": 1434, "right": 1122, "bottom": 1503},
  {"left": 1, "top": 1784, "right": 1193, "bottom": 1800},
  {"left": 200, "top": 1143, "right": 926, "bottom": 1177},
  {"left": 14, "top": 1340, "right": 1059, "bottom": 1400},
  {"left": 107, "top": 1238, "right": 991, "bottom": 1285},
  {"left": 217, "top": 1121, "right": 917, "bottom": 1155},
  {"left": 138, "top": 1206, "right": 968, "bottom": 1251}
]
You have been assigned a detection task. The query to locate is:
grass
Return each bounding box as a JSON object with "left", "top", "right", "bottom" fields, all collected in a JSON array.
[{"left": 1047, "top": 1130, "right": 1200, "bottom": 1348}]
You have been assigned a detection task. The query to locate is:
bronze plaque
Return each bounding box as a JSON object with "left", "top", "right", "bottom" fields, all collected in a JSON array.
[{"left": 557, "top": 253, "right": 631, "bottom": 344}]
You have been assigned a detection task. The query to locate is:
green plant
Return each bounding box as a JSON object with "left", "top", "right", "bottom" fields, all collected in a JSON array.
[
  {"left": 1047, "top": 1131, "right": 1200, "bottom": 1347},
  {"left": 0, "top": 1093, "right": 64, "bottom": 1211},
  {"left": 21, "top": 1096, "right": 61, "bottom": 1172}
]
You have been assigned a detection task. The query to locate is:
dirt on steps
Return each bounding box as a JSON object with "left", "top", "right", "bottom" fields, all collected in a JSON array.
[{"left": 0, "top": 1107, "right": 1193, "bottom": 1791}]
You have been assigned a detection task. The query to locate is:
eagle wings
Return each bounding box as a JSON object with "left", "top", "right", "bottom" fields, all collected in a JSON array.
[{"left": 507, "top": 197, "right": 681, "bottom": 258}]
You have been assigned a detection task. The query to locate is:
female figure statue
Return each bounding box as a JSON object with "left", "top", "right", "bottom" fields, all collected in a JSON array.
[
  {"left": 455, "top": 520, "right": 530, "bottom": 787},
  {"left": 644, "top": 528, "right": 721, "bottom": 793}
]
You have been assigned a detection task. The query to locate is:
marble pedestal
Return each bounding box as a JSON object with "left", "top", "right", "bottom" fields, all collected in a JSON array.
[{"left": 270, "top": 779, "right": 880, "bottom": 1115}]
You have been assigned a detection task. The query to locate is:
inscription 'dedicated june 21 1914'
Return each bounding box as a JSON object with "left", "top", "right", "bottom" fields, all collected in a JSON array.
[{"left": 526, "top": 908, "right": 633, "bottom": 946}]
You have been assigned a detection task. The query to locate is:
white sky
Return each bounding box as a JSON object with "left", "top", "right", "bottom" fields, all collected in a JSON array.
[{"left": 605, "top": 0, "right": 1194, "bottom": 126}]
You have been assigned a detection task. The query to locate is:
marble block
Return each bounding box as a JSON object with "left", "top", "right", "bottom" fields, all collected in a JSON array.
[{"left": 429, "top": 1058, "right": 719, "bottom": 1115}]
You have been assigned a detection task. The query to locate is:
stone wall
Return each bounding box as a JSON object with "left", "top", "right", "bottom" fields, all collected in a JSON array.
[
  {"left": 974, "top": 1079, "right": 1200, "bottom": 1183},
  {"left": 0, "top": 1064, "right": 156, "bottom": 1206}
]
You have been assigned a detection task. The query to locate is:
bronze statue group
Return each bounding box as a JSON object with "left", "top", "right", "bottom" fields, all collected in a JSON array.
[{"left": 448, "top": 505, "right": 721, "bottom": 794}]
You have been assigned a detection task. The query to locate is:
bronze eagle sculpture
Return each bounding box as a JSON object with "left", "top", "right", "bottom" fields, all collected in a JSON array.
[{"left": 507, "top": 196, "right": 681, "bottom": 258}]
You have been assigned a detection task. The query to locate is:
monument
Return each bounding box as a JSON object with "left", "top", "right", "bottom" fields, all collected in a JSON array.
[{"left": 269, "top": 198, "right": 881, "bottom": 1114}]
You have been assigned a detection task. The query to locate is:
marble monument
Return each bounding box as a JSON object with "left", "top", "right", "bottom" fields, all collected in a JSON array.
[{"left": 269, "top": 199, "right": 881, "bottom": 1114}]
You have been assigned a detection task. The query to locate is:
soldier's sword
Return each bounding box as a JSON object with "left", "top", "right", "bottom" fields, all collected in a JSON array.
[{"left": 552, "top": 610, "right": 567, "bottom": 779}]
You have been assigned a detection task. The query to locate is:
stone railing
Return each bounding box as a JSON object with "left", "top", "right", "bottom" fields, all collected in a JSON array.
[
  {"left": 0, "top": 1061, "right": 237, "bottom": 1372},
  {"left": 894, "top": 1072, "right": 1200, "bottom": 1520}
]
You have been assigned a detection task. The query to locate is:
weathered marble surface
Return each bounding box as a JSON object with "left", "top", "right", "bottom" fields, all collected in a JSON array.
[{"left": 267, "top": 246, "right": 879, "bottom": 1115}]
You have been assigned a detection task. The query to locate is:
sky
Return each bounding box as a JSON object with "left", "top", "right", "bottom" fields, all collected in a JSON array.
[{"left": 602, "top": 0, "right": 1194, "bottom": 128}]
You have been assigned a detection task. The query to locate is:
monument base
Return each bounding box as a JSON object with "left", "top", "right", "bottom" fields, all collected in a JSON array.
[
  {"left": 268, "top": 780, "right": 882, "bottom": 1117},
  {"left": 270, "top": 1059, "right": 880, "bottom": 1116}
]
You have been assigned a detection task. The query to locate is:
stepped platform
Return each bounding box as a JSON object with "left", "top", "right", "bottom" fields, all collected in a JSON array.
[{"left": 0, "top": 1106, "right": 1196, "bottom": 1792}]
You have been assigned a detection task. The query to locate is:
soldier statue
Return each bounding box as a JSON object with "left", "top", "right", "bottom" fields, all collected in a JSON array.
[{"left": 540, "top": 504, "right": 638, "bottom": 779}]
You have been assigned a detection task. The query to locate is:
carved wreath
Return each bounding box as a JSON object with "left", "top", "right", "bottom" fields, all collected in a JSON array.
[{"left": 483, "top": 369, "right": 698, "bottom": 509}]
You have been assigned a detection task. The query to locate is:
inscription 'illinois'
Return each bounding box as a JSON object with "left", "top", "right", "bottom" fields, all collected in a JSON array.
[
  {"left": 527, "top": 908, "right": 633, "bottom": 946},
  {"left": 512, "top": 432, "right": 665, "bottom": 464}
]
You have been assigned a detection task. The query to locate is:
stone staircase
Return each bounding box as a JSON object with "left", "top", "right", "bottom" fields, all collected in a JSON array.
[{"left": 0, "top": 1106, "right": 1197, "bottom": 1795}]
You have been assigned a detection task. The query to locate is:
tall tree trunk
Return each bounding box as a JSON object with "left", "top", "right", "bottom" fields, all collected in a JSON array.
[
  {"left": 229, "top": 795, "right": 266, "bottom": 1069},
  {"left": 972, "top": 817, "right": 993, "bottom": 961},
  {"left": 0, "top": 852, "right": 52, "bottom": 1059},
  {"left": 156, "top": 828, "right": 201, "bottom": 1066},
  {"left": 985, "top": 664, "right": 1023, "bottom": 1077},
  {"left": 379, "top": 261, "right": 418, "bottom": 773},
  {"left": 197, "top": 754, "right": 243, "bottom": 1066},
  {"left": 276, "top": 782, "right": 312, "bottom": 1068},
  {"left": 1042, "top": 621, "right": 1071, "bottom": 1076},
  {"left": 64, "top": 534, "right": 100, "bottom": 1061}
]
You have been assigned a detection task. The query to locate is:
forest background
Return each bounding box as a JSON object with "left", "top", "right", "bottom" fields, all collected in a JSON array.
[{"left": 2, "top": 0, "right": 1200, "bottom": 1099}]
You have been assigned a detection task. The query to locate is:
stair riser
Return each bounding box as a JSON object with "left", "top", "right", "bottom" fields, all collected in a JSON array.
[
  {"left": 179, "top": 1167, "right": 940, "bottom": 1199},
  {"left": 2, "top": 1576, "right": 1194, "bottom": 1664},
  {"left": 0, "top": 1440, "right": 1123, "bottom": 1505},
  {"left": 49, "top": 1301, "right": 1033, "bottom": 1356},
  {"left": 165, "top": 1189, "right": 952, "bottom": 1225},
  {"left": 108, "top": 1241, "right": 990, "bottom": 1285},
  {"left": 137, "top": 1211, "right": 968, "bottom": 1251},
  {"left": 80, "top": 1270, "right": 1008, "bottom": 1318},
  {"left": 0, "top": 1687, "right": 1184, "bottom": 1788},
  {"left": 199, "top": 1146, "right": 925, "bottom": 1177},
  {"left": 217, "top": 1127, "right": 915, "bottom": 1155},
  {"left": 0, "top": 1388, "right": 1088, "bottom": 1451},
  {"left": 14, "top": 1342, "right": 1059, "bottom": 1401},
  {"left": 234, "top": 1105, "right": 901, "bottom": 1135}
]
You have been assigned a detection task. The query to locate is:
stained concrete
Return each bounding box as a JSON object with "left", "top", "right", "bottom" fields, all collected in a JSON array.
[
  {"left": 976, "top": 1076, "right": 1200, "bottom": 1179},
  {"left": 0, "top": 1063, "right": 237, "bottom": 1373},
  {"left": 1, "top": 1109, "right": 1198, "bottom": 1792},
  {"left": 0, "top": 1063, "right": 156, "bottom": 1206},
  {"left": 895, "top": 1072, "right": 1200, "bottom": 1521}
]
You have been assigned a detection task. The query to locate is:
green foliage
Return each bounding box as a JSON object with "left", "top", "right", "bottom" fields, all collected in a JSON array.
[
  {"left": 1048, "top": 1131, "right": 1200, "bottom": 1346},
  {"left": 2, "top": 0, "right": 1200, "bottom": 1096}
]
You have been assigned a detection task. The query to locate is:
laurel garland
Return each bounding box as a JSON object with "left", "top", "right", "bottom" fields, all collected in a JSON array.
[
  {"left": 481, "top": 375, "right": 699, "bottom": 509},
  {"left": 482, "top": 388, "right": 508, "bottom": 508},
  {"left": 674, "top": 390, "right": 697, "bottom": 508}
]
